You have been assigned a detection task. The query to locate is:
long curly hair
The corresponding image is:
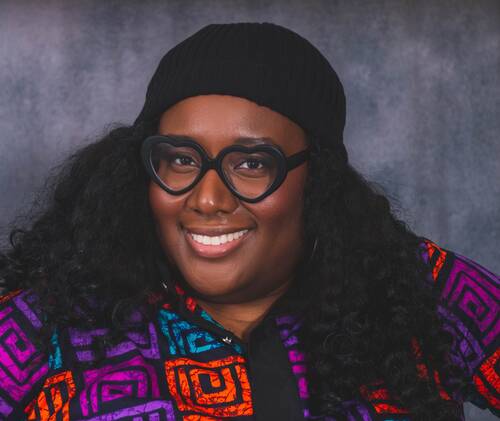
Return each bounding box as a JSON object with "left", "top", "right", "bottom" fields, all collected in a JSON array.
[{"left": 0, "top": 121, "right": 467, "bottom": 419}]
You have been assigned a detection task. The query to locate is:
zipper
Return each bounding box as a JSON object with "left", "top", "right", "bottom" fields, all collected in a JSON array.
[{"left": 177, "top": 301, "right": 249, "bottom": 353}]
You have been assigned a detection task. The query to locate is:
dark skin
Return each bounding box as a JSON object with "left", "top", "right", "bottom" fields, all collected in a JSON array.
[{"left": 149, "top": 94, "right": 309, "bottom": 342}]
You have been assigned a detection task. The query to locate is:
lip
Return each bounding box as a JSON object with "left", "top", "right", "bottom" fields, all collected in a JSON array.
[
  {"left": 183, "top": 228, "right": 252, "bottom": 259},
  {"left": 183, "top": 226, "right": 253, "bottom": 236}
]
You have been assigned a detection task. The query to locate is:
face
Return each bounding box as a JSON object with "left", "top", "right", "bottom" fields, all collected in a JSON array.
[{"left": 149, "top": 94, "right": 309, "bottom": 304}]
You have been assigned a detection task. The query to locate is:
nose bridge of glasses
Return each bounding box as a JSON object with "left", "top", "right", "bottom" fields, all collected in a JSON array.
[
  {"left": 189, "top": 162, "right": 239, "bottom": 213},
  {"left": 195, "top": 149, "right": 233, "bottom": 191}
]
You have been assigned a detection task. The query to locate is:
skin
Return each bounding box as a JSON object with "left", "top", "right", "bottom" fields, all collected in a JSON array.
[{"left": 149, "top": 94, "right": 309, "bottom": 341}]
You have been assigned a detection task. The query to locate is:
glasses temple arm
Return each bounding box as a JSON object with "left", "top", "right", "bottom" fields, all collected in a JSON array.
[{"left": 286, "top": 148, "right": 311, "bottom": 170}]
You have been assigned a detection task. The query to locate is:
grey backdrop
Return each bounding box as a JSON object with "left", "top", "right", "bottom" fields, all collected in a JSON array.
[{"left": 0, "top": 1, "right": 499, "bottom": 419}]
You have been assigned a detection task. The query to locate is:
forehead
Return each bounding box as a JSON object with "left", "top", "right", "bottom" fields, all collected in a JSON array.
[{"left": 157, "top": 95, "right": 307, "bottom": 155}]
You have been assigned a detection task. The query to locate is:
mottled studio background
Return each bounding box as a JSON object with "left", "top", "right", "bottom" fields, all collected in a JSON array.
[{"left": 0, "top": 1, "right": 499, "bottom": 419}]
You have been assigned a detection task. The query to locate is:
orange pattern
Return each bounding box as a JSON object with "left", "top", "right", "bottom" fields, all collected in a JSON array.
[
  {"left": 411, "top": 337, "right": 452, "bottom": 400},
  {"left": 165, "top": 355, "right": 253, "bottom": 418},
  {"left": 174, "top": 284, "right": 198, "bottom": 312},
  {"left": 424, "top": 239, "right": 447, "bottom": 281},
  {"left": 0, "top": 289, "right": 21, "bottom": 304},
  {"left": 473, "top": 349, "right": 500, "bottom": 410},
  {"left": 24, "top": 371, "right": 76, "bottom": 421},
  {"left": 359, "top": 382, "right": 408, "bottom": 414},
  {"left": 359, "top": 338, "right": 455, "bottom": 415}
]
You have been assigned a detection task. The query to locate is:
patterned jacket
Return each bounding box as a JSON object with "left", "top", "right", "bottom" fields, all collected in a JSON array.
[{"left": 0, "top": 238, "right": 498, "bottom": 420}]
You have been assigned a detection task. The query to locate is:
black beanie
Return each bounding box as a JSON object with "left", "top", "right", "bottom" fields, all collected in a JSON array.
[{"left": 134, "top": 22, "right": 348, "bottom": 164}]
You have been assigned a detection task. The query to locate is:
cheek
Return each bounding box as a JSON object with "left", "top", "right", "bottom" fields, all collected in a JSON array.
[
  {"left": 149, "top": 182, "right": 173, "bottom": 220},
  {"left": 251, "top": 167, "right": 307, "bottom": 239},
  {"left": 148, "top": 182, "right": 183, "bottom": 247}
]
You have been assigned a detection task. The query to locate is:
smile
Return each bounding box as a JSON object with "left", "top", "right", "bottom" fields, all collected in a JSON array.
[
  {"left": 184, "top": 229, "right": 251, "bottom": 258},
  {"left": 189, "top": 229, "right": 248, "bottom": 245}
]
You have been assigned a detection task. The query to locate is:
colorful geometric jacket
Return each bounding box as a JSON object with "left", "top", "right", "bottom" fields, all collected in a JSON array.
[{"left": 0, "top": 238, "right": 498, "bottom": 420}]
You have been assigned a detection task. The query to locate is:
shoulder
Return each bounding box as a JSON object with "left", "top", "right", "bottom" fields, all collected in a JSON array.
[
  {"left": 419, "top": 238, "right": 500, "bottom": 412},
  {"left": 418, "top": 238, "right": 498, "bottom": 337},
  {"left": 418, "top": 238, "right": 498, "bottom": 289},
  {"left": 0, "top": 288, "right": 45, "bottom": 329},
  {"left": 0, "top": 289, "right": 50, "bottom": 419}
]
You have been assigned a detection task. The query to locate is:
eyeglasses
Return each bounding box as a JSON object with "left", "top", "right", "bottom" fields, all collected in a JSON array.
[{"left": 141, "top": 135, "right": 310, "bottom": 203}]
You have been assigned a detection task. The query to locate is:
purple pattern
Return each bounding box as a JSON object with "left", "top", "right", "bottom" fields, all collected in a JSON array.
[
  {"left": 12, "top": 290, "right": 42, "bottom": 329},
  {"left": 276, "top": 315, "right": 310, "bottom": 410},
  {"left": 76, "top": 400, "right": 176, "bottom": 420},
  {"left": 69, "top": 322, "right": 160, "bottom": 362},
  {"left": 441, "top": 256, "right": 499, "bottom": 347},
  {"left": 0, "top": 305, "right": 48, "bottom": 405},
  {"left": 79, "top": 355, "right": 160, "bottom": 417},
  {"left": 0, "top": 395, "right": 13, "bottom": 418},
  {"left": 438, "top": 305, "right": 486, "bottom": 374},
  {"left": 342, "top": 401, "right": 372, "bottom": 421},
  {"left": 275, "top": 315, "right": 375, "bottom": 420}
]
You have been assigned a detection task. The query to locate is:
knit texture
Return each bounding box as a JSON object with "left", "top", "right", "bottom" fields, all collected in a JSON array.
[{"left": 134, "top": 22, "right": 348, "bottom": 164}]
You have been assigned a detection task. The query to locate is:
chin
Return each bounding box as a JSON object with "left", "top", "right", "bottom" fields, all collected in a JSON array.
[{"left": 180, "top": 272, "right": 244, "bottom": 299}]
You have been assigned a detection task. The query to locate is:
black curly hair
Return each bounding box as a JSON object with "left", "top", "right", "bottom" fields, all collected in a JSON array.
[{"left": 0, "top": 120, "right": 468, "bottom": 420}]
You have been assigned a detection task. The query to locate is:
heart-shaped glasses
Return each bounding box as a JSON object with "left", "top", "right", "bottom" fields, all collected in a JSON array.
[{"left": 141, "top": 135, "right": 310, "bottom": 203}]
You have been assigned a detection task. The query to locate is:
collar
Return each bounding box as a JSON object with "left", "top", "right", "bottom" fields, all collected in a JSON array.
[{"left": 160, "top": 280, "right": 304, "bottom": 349}]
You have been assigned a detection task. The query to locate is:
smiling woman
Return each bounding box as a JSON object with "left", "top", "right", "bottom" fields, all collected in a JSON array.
[
  {"left": 150, "top": 96, "right": 308, "bottom": 309},
  {"left": 0, "top": 22, "right": 498, "bottom": 421}
]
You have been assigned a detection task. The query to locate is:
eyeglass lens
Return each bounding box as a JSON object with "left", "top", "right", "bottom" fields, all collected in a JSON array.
[{"left": 150, "top": 143, "right": 279, "bottom": 199}]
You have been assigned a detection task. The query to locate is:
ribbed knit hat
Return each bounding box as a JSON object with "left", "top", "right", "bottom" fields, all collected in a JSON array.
[{"left": 134, "top": 22, "right": 348, "bottom": 164}]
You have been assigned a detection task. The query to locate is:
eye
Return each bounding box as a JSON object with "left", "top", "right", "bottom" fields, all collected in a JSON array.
[
  {"left": 236, "top": 158, "right": 266, "bottom": 170},
  {"left": 171, "top": 154, "right": 197, "bottom": 167}
]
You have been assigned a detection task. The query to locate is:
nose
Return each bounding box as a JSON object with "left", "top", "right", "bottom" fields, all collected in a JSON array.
[{"left": 185, "top": 168, "right": 239, "bottom": 216}]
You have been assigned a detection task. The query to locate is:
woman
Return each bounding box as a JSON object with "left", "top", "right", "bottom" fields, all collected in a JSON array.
[{"left": 0, "top": 22, "right": 498, "bottom": 421}]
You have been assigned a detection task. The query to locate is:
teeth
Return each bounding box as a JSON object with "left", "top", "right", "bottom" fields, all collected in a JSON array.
[{"left": 189, "top": 229, "right": 248, "bottom": 245}]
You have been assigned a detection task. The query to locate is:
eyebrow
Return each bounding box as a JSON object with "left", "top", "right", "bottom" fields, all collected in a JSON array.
[
  {"left": 234, "top": 137, "right": 278, "bottom": 146},
  {"left": 163, "top": 134, "right": 279, "bottom": 147}
]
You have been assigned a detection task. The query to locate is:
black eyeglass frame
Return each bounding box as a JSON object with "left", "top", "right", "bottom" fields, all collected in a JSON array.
[{"left": 141, "top": 134, "right": 311, "bottom": 203}]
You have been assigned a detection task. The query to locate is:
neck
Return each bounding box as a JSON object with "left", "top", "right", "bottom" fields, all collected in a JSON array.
[{"left": 195, "top": 281, "right": 290, "bottom": 342}]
